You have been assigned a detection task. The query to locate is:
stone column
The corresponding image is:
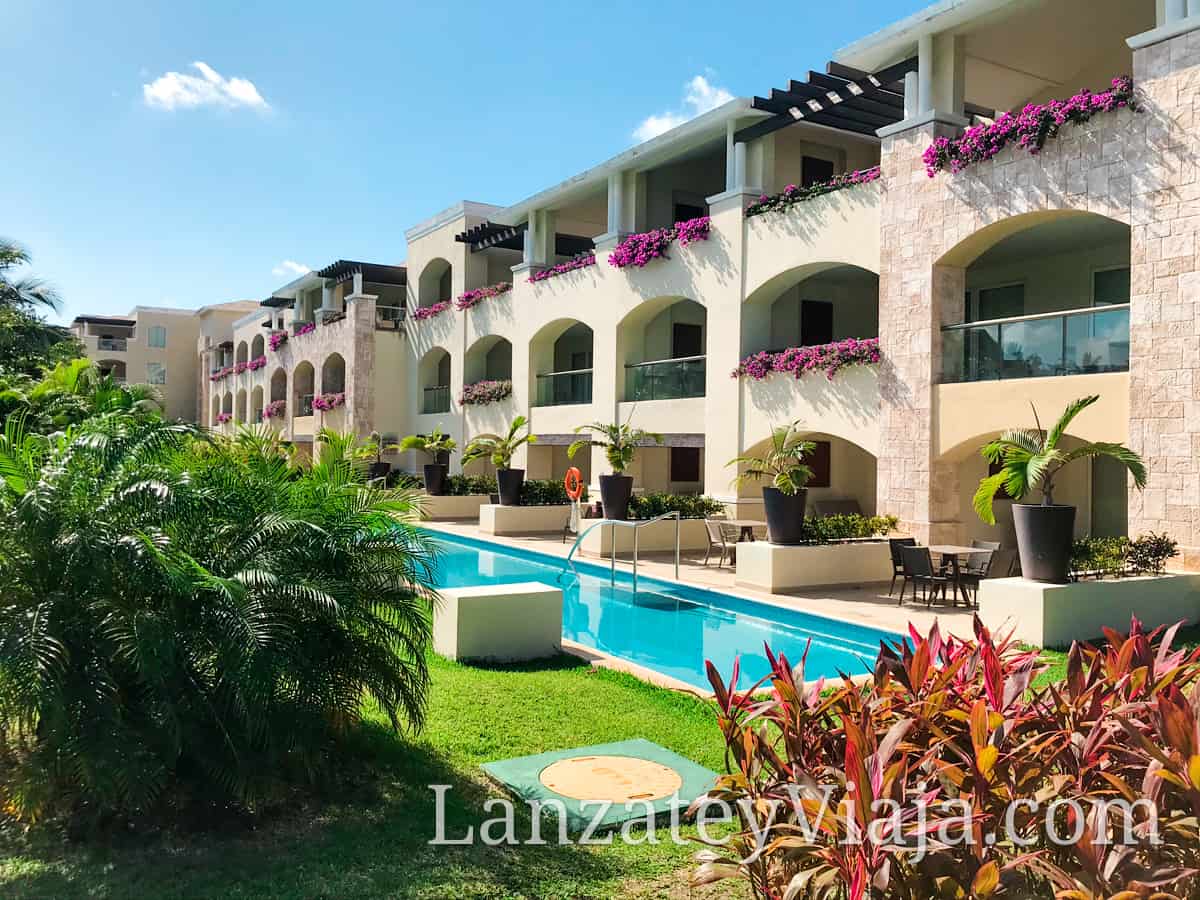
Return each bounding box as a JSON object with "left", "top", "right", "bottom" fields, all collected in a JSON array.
[{"left": 345, "top": 293, "right": 377, "bottom": 438}]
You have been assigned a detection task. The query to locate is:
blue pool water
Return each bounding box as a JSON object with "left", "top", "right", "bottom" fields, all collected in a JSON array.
[{"left": 429, "top": 532, "right": 903, "bottom": 691}]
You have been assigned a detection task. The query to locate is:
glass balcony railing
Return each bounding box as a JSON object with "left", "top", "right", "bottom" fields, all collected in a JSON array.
[
  {"left": 625, "top": 355, "right": 706, "bottom": 401},
  {"left": 942, "top": 305, "right": 1130, "bottom": 384},
  {"left": 97, "top": 337, "right": 128, "bottom": 351},
  {"left": 422, "top": 385, "right": 451, "bottom": 414},
  {"left": 535, "top": 369, "right": 593, "bottom": 406},
  {"left": 298, "top": 393, "right": 315, "bottom": 416}
]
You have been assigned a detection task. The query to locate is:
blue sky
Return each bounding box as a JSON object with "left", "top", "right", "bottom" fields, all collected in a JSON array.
[{"left": 3, "top": 0, "right": 926, "bottom": 324}]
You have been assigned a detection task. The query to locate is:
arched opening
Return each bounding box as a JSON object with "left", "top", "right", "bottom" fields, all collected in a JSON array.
[
  {"left": 734, "top": 430, "right": 877, "bottom": 519},
  {"left": 418, "top": 348, "right": 451, "bottom": 414},
  {"left": 221, "top": 391, "right": 233, "bottom": 416},
  {"left": 938, "top": 212, "right": 1130, "bottom": 383},
  {"left": 210, "top": 394, "right": 220, "bottom": 424},
  {"left": 321, "top": 352, "right": 346, "bottom": 396},
  {"left": 269, "top": 367, "right": 287, "bottom": 403},
  {"left": 741, "top": 263, "right": 879, "bottom": 358},
  {"left": 293, "top": 361, "right": 315, "bottom": 416},
  {"left": 97, "top": 359, "right": 126, "bottom": 383},
  {"left": 617, "top": 297, "right": 706, "bottom": 402},
  {"left": 529, "top": 319, "right": 593, "bottom": 407},
  {"left": 235, "top": 341, "right": 248, "bottom": 366},
  {"left": 250, "top": 334, "right": 265, "bottom": 360},
  {"left": 418, "top": 258, "right": 452, "bottom": 308},
  {"left": 250, "top": 385, "right": 264, "bottom": 422},
  {"left": 463, "top": 335, "right": 513, "bottom": 385},
  {"left": 236, "top": 388, "right": 248, "bottom": 423}
]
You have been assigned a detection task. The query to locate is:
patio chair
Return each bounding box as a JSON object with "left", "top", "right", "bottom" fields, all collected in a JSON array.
[
  {"left": 900, "top": 545, "right": 953, "bottom": 608},
  {"left": 888, "top": 537, "right": 917, "bottom": 602},
  {"left": 956, "top": 549, "right": 995, "bottom": 607},
  {"left": 703, "top": 518, "right": 739, "bottom": 568},
  {"left": 970, "top": 539, "right": 1002, "bottom": 552}
]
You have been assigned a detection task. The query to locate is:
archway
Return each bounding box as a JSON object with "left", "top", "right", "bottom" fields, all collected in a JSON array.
[
  {"left": 250, "top": 385, "right": 264, "bottom": 422},
  {"left": 210, "top": 394, "right": 220, "bottom": 424},
  {"left": 740, "top": 263, "right": 878, "bottom": 358},
  {"left": 269, "top": 367, "right": 287, "bottom": 403},
  {"left": 321, "top": 352, "right": 346, "bottom": 396},
  {"left": 418, "top": 347, "right": 451, "bottom": 414},
  {"left": 616, "top": 297, "right": 706, "bottom": 402},
  {"left": 464, "top": 335, "right": 513, "bottom": 385},
  {"left": 293, "top": 361, "right": 315, "bottom": 416},
  {"left": 733, "top": 429, "right": 878, "bottom": 520},
  {"left": 529, "top": 319, "right": 593, "bottom": 407},
  {"left": 221, "top": 391, "right": 233, "bottom": 418},
  {"left": 235, "top": 341, "right": 248, "bottom": 366},
  {"left": 418, "top": 258, "right": 452, "bottom": 308},
  {"left": 250, "top": 334, "right": 265, "bottom": 360},
  {"left": 97, "top": 359, "right": 126, "bottom": 382},
  {"left": 236, "top": 388, "right": 247, "bottom": 424}
]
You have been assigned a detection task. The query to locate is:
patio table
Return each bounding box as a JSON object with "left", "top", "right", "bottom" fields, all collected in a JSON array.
[
  {"left": 723, "top": 519, "right": 766, "bottom": 542},
  {"left": 927, "top": 545, "right": 979, "bottom": 608}
]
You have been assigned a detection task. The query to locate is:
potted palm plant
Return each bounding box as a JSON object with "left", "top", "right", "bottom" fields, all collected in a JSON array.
[
  {"left": 462, "top": 416, "right": 538, "bottom": 506},
  {"left": 567, "top": 417, "right": 663, "bottom": 520},
  {"left": 974, "top": 395, "right": 1146, "bottom": 583},
  {"left": 366, "top": 431, "right": 395, "bottom": 482},
  {"left": 398, "top": 427, "right": 457, "bottom": 496},
  {"left": 727, "top": 421, "right": 815, "bottom": 545}
]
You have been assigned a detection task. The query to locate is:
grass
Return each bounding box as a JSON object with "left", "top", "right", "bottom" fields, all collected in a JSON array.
[
  {"left": 0, "top": 653, "right": 737, "bottom": 900},
  {"left": 1031, "top": 621, "right": 1200, "bottom": 689}
]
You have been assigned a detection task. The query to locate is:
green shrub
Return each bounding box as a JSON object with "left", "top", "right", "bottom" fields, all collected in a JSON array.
[
  {"left": 1127, "top": 531, "right": 1178, "bottom": 574},
  {"left": 520, "top": 478, "right": 587, "bottom": 506},
  {"left": 444, "top": 473, "right": 496, "bottom": 496},
  {"left": 801, "top": 513, "right": 898, "bottom": 543},
  {"left": 628, "top": 492, "right": 725, "bottom": 520},
  {"left": 1072, "top": 532, "right": 1179, "bottom": 579}
]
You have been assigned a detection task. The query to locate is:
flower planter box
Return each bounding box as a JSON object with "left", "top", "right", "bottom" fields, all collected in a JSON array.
[
  {"left": 419, "top": 493, "right": 492, "bottom": 521},
  {"left": 432, "top": 582, "right": 562, "bottom": 663},
  {"left": 479, "top": 503, "right": 572, "bottom": 536},
  {"left": 735, "top": 540, "right": 892, "bottom": 592},
  {"left": 577, "top": 519, "right": 711, "bottom": 556},
  {"left": 978, "top": 574, "right": 1200, "bottom": 648}
]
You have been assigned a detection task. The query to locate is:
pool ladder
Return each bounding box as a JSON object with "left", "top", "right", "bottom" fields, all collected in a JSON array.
[{"left": 560, "top": 510, "right": 680, "bottom": 593}]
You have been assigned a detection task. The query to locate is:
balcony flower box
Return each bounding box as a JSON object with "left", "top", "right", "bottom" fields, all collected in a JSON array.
[
  {"left": 745, "top": 166, "right": 881, "bottom": 218},
  {"left": 608, "top": 216, "right": 710, "bottom": 269},
  {"left": 269, "top": 331, "right": 288, "bottom": 352},
  {"left": 733, "top": 337, "right": 881, "bottom": 381},
  {"left": 312, "top": 392, "right": 345, "bottom": 411},
  {"left": 209, "top": 366, "right": 233, "bottom": 382},
  {"left": 460, "top": 378, "right": 512, "bottom": 406},
  {"left": 261, "top": 400, "right": 286, "bottom": 420},
  {"left": 234, "top": 361, "right": 249, "bottom": 375},
  {"left": 216, "top": 412, "right": 233, "bottom": 424},
  {"left": 455, "top": 282, "right": 511, "bottom": 311},
  {"left": 412, "top": 301, "right": 451, "bottom": 321},
  {"left": 248, "top": 355, "right": 267, "bottom": 371},
  {"left": 293, "top": 322, "right": 316, "bottom": 338},
  {"left": 528, "top": 253, "right": 596, "bottom": 284},
  {"left": 923, "top": 76, "right": 1136, "bottom": 177}
]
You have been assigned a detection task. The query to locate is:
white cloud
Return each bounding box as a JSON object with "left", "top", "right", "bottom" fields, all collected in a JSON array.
[
  {"left": 272, "top": 260, "right": 310, "bottom": 277},
  {"left": 143, "top": 61, "right": 270, "bottom": 112},
  {"left": 633, "top": 74, "right": 734, "bottom": 142}
]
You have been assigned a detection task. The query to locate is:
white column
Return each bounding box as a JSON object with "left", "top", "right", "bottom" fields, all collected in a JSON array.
[
  {"left": 1167, "top": 0, "right": 1187, "bottom": 20},
  {"left": 606, "top": 172, "right": 624, "bottom": 236},
  {"left": 917, "top": 34, "right": 934, "bottom": 114},
  {"left": 904, "top": 70, "right": 919, "bottom": 119},
  {"left": 321, "top": 280, "right": 334, "bottom": 313},
  {"left": 352, "top": 270, "right": 364, "bottom": 296}
]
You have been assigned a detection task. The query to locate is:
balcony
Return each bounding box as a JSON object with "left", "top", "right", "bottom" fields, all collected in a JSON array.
[
  {"left": 97, "top": 337, "right": 128, "bottom": 352},
  {"left": 375, "top": 305, "right": 404, "bottom": 331},
  {"left": 625, "top": 356, "right": 705, "bottom": 402},
  {"left": 423, "top": 385, "right": 451, "bottom": 414},
  {"left": 298, "top": 393, "right": 315, "bottom": 417},
  {"left": 535, "top": 369, "right": 593, "bottom": 407},
  {"left": 941, "top": 305, "right": 1130, "bottom": 384}
]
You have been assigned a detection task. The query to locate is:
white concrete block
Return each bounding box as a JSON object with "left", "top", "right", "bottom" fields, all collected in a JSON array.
[
  {"left": 479, "top": 503, "right": 572, "bottom": 535},
  {"left": 420, "top": 493, "right": 492, "bottom": 521},
  {"left": 433, "top": 582, "right": 563, "bottom": 662},
  {"left": 979, "top": 574, "right": 1200, "bottom": 648},
  {"left": 734, "top": 541, "right": 893, "bottom": 591},
  {"left": 577, "top": 518, "right": 711, "bottom": 555}
]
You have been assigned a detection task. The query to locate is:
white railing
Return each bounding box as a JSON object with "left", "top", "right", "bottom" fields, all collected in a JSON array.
[{"left": 562, "top": 510, "right": 680, "bottom": 592}]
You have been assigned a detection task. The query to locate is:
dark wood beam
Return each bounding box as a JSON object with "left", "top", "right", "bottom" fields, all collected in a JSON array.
[
  {"left": 807, "top": 71, "right": 904, "bottom": 107},
  {"left": 761, "top": 91, "right": 894, "bottom": 128},
  {"left": 804, "top": 110, "right": 880, "bottom": 137},
  {"left": 734, "top": 111, "right": 798, "bottom": 144},
  {"left": 777, "top": 83, "right": 902, "bottom": 121},
  {"left": 827, "top": 60, "right": 995, "bottom": 120}
]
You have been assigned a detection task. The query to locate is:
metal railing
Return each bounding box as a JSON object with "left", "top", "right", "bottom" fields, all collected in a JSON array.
[
  {"left": 422, "top": 385, "right": 451, "bottom": 414},
  {"left": 625, "top": 355, "right": 705, "bottom": 401},
  {"left": 375, "top": 305, "right": 405, "bottom": 330},
  {"left": 562, "top": 511, "right": 681, "bottom": 592},
  {"left": 535, "top": 368, "right": 593, "bottom": 406},
  {"left": 941, "top": 304, "right": 1130, "bottom": 383},
  {"left": 97, "top": 337, "right": 128, "bottom": 351}
]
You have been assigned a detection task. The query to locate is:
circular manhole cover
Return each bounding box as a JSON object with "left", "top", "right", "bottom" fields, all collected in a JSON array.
[{"left": 538, "top": 755, "right": 683, "bottom": 803}]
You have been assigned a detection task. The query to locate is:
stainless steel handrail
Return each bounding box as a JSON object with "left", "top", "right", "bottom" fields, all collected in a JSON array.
[
  {"left": 536, "top": 366, "right": 594, "bottom": 377},
  {"left": 624, "top": 354, "right": 706, "bottom": 368},
  {"left": 562, "top": 510, "right": 681, "bottom": 592},
  {"left": 941, "top": 303, "right": 1130, "bottom": 331}
]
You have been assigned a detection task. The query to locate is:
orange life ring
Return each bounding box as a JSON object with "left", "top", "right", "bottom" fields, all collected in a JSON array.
[{"left": 563, "top": 467, "right": 584, "bottom": 501}]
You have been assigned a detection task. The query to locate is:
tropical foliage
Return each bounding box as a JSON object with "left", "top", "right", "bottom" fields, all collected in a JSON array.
[
  {"left": 0, "top": 418, "right": 438, "bottom": 823},
  {"left": 398, "top": 426, "right": 457, "bottom": 460},
  {"left": 568, "top": 416, "right": 663, "bottom": 474},
  {"left": 628, "top": 492, "right": 724, "bottom": 520},
  {"left": 461, "top": 416, "right": 536, "bottom": 470},
  {"left": 0, "top": 357, "right": 161, "bottom": 433},
  {"left": 697, "top": 616, "right": 1200, "bottom": 899},
  {"left": 973, "top": 395, "right": 1146, "bottom": 524},
  {"left": 801, "top": 512, "right": 899, "bottom": 543},
  {"left": 0, "top": 238, "right": 81, "bottom": 376},
  {"left": 728, "top": 420, "right": 815, "bottom": 496},
  {"left": 1071, "top": 532, "right": 1178, "bottom": 580}
]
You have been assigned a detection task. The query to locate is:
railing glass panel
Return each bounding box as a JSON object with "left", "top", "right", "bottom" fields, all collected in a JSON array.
[
  {"left": 625, "top": 356, "right": 706, "bottom": 401},
  {"left": 535, "top": 369, "right": 593, "bottom": 406},
  {"left": 422, "top": 385, "right": 451, "bottom": 414}
]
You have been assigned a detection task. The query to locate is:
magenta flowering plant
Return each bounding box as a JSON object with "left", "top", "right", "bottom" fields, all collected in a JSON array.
[
  {"left": 745, "top": 166, "right": 881, "bottom": 218},
  {"left": 455, "top": 282, "right": 512, "bottom": 311},
  {"left": 608, "top": 216, "right": 711, "bottom": 269},
  {"left": 268, "top": 331, "right": 288, "bottom": 352},
  {"left": 528, "top": 253, "right": 596, "bottom": 284},
  {"left": 247, "top": 355, "right": 267, "bottom": 371},
  {"left": 411, "top": 301, "right": 451, "bottom": 321},
  {"left": 261, "top": 400, "right": 286, "bottom": 420},
  {"left": 312, "top": 392, "right": 345, "bottom": 411},
  {"left": 459, "top": 378, "right": 513, "bottom": 406},
  {"left": 293, "top": 322, "right": 316, "bottom": 338},
  {"left": 733, "top": 337, "right": 881, "bottom": 382},
  {"left": 209, "top": 366, "right": 234, "bottom": 382},
  {"left": 215, "top": 412, "right": 233, "bottom": 424},
  {"left": 234, "top": 361, "right": 249, "bottom": 375},
  {"left": 923, "top": 76, "right": 1136, "bottom": 177}
]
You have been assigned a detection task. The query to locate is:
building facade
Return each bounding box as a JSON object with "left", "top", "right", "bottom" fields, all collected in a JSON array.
[{"left": 75, "top": 0, "right": 1200, "bottom": 566}]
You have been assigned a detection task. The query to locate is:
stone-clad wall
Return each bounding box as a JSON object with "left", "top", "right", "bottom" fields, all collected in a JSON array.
[{"left": 876, "top": 33, "right": 1200, "bottom": 562}]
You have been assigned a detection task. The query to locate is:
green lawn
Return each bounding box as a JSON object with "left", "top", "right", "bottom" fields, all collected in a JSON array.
[{"left": 0, "top": 654, "right": 738, "bottom": 900}]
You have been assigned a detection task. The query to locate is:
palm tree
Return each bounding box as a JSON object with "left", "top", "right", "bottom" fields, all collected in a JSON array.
[
  {"left": 462, "top": 415, "right": 537, "bottom": 470},
  {"left": 973, "top": 394, "right": 1147, "bottom": 524},
  {"left": 0, "top": 415, "right": 438, "bottom": 821},
  {"left": 0, "top": 238, "right": 60, "bottom": 313},
  {"left": 567, "top": 418, "right": 662, "bottom": 473},
  {"left": 727, "top": 420, "right": 816, "bottom": 495}
]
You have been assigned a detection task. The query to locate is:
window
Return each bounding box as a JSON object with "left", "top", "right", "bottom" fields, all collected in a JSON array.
[
  {"left": 970, "top": 284, "right": 1025, "bottom": 322},
  {"left": 800, "top": 300, "right": 834, "bottom": 346},
  {"left": 807, "top": 440, "right": 832, "bottom": 488},
  {"left": 1093, "top": 268, "right": 1130, "bottom": 306},
  {"left": 801, "top": 156, "right": 835, "bottom": 187},
  {"left": 673, "top": 202, "right": 705, "bottom": 223},
  {"left": 672, "top": 322, "right": 703, "bottom": 358},
  {"left": 669, "top": 447, "right": 701, "bottom": 483},
  {"left": 147, "top": 325, "right": 167, "bottom": 348},
  {"left": 146, "top": 363, "right": 166, "bottom": 385}
]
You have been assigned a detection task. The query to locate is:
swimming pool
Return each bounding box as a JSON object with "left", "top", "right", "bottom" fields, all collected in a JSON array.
[{"left": 428, "top": 531, "right": 902, "bottom": 692}]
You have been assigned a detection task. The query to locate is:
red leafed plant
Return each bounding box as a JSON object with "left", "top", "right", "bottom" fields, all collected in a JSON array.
[{"left": 695, "top": 617, "right": 1200, "bottom": 899}]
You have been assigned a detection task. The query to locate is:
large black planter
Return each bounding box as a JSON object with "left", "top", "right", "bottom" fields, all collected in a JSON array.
[
  {"left": 599, "top": 474, "right": 634, "bottom": 521},
  {"left": 1012, "top": 503, "right": 1075, "bottom": 583},
  {"left": 423, "top": 463, "right": 448, "bottom": 496},
  {"left": 368, "top": 462, "right": 391, "bottom": 482},
  {"left": 496, "top": 468, "right": 525, "bottom": 506},
  {"left": 762, "top": 487, "right": 808, "bottom": 545}
]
